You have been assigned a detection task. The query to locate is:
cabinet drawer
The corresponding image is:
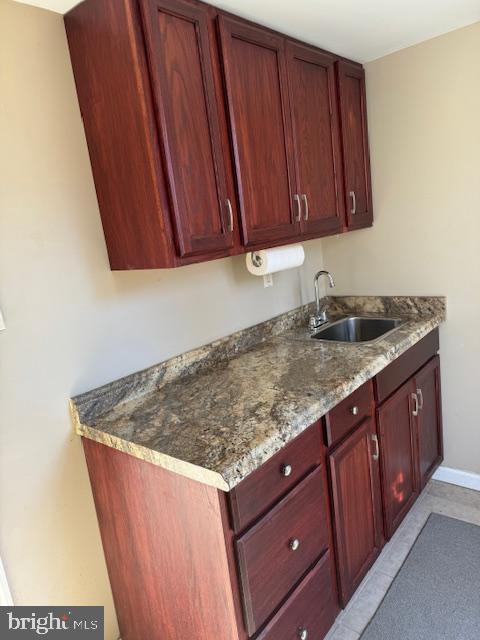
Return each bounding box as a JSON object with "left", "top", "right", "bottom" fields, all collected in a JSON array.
[
  {"left": 236, "top": 466, "right": 329, "bottom": 635},
  {"left": 325, "top": 380, "right": 374, "bottom": 447},
  {"left": 375, "top": 329, "right": 439, "bottom": 404},
  {"left": 256, "top": 552, "right": 338, "bottom": 640},
  {"left": 229, "top": 422, "right": 323, "bottom": 533}
]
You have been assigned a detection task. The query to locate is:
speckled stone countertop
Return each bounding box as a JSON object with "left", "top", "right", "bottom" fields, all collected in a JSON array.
[{"left": 70, "top": 296, "right": 446, "bottom": 491}]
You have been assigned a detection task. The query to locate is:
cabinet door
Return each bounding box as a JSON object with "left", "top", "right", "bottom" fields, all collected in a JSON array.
[
  {"left": 218, "top": 16, "right": 299, "bottom": 246},
  {"left": 286, "top": 43, "right": 345, "bottom": 237},
  {"left": 377, "top": 379, "right": 419, "bottom": 539},
  {"left": 336, "top": 61, "right": 373, "bottom": 230},
  {"left": 415, "top": 356, "right": 443, "bottom": 488},
  {"left": 328, "top": 418, "right": 384, "bottom": 606},
  {"left": 140, "top": 0, "right": 234, "bottom": 258}
]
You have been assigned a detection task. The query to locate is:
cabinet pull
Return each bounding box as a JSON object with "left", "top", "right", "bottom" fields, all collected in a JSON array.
[
  {"left": 301, "top": 194, "right": 309, "bottom": 221},
  {"left": 298, "top": 629, "right": 308, "bottom": 640},
  {"left": 289, "top": 538, "right": 300, "bottom": 551},
  {"left": 225, "top": 198, "right": 234, "bottom": 232},
  {"left": 371, "top": 434, "right": 379, "bottom": 461},
  {"left": 349, "top": 190, "right": 356, "bottom": 215},
  {"left": 350, "top": 406, "right": 359, "bottom": 416},
  {"left": 293, "top": 194, "right": 302, "bottom": 222},
  {"left": 412, "top": 392, "right": 419, "bottom": 417},
  {"left": 417, "top": 388, "right": 424, "bottom": 410},
  {"left": 281, "top": 464, "right": 292, "bottom": 477}
]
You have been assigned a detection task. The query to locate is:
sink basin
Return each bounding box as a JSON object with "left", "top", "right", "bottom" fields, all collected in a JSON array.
[{"left": 311, "top": 316, "right": 403, "bottom": 344}]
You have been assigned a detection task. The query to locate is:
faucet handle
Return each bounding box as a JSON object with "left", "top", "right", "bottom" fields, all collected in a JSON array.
[{"left": 309, "top": 313, "right": 327, "bottom": 330}]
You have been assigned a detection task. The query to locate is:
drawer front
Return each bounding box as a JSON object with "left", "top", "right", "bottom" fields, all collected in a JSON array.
[
  {"left": 375, "top": 328, "right": 439, "bottom": 404},
  {"left": 325, "top": 380, "right": 374, "bottom": 447},
  {"left": 229, "top": 422, "right": 323, "bottom": 533},
  {"left": 256, "top": 552, "right": 338, "bottom": 640},
  {"left": 236, "top": 467, "right": 329, "bottom": 635}
]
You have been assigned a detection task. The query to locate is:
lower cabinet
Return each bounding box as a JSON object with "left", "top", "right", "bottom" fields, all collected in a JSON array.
[
  {"left": 415, "top": 356, "right": 443, "bottom": 489},
  {"left": 236, "top": 467, "right": 330, "bottom": 635},
  {"left": 256, "top": 552, "right": 338, "bottom": 640},
  {"left": 327, "top": 330, "right": 443, "bottom": 604},
  {"left": 81, "top": 330, "right": 443, "bottom": 640},
  {"left": 328, "top": 417, "right": 384, "bottom": 606},
  {"left": 377, "top": 378, "right": 420, "bottom": 539},
  {"left": 377, "top": 353, "right": 443, "bottom": 538}
]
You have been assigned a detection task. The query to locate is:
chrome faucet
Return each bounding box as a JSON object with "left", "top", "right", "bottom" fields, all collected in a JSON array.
[{"left": 310, "top": 270, "right": 335, "bottom": 330}]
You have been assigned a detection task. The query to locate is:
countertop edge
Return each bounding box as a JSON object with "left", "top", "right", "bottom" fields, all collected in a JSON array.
[{"left": 70, "top": 401, "right": 229, "bottom": 491}]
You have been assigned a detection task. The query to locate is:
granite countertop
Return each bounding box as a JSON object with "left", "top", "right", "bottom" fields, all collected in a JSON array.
[{"left": 70, "top": 296, "right": 446, "bottom": 491}]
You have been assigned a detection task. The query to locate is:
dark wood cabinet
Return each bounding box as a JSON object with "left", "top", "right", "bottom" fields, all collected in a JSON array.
[
  {"left": 256, "top": 552, "right": 338, "bottom": 640},
  {"left": 66, "top": 0, "right": 241, "bottom": 269},
  {"left": 229, "top": 421, "right": 323, "bottom": 533},
  {"left": 286, "top": 42, "right": 345, "bottom": 237},
  {"left": 375, "top": 332, "right": 443, "bottom": 538},
  {"left": 336, "top": 60, "right": 373, "bottom": 230},
  {"left": 80, "top": 331, "right": 443, "bottom": 638},
  {"left": 328, "top": 417, "right": 384, "bottom": 606},
  {"left": 325, "top": 379, "right": 375, "bottom": 447},
  {"left": 82, "top": 421, "right": 338, "bottom": 640},
  {"left": 66, "top": 0, "right": 374, "bottom": 270},
  {"left": 218, "top": 16, "right": 299, "bottom": 247},
  {"left": 236, "top": 467, "right": 329, "bottom": 635},
  {"left": 377, "top": 379, "right": 419, "bottom": 539},
  {"left": 414, "top": 356, "right": 443, "bottom": 489},
  {"left": 139, "top": 0, "right": 234, "bottom": 258}
]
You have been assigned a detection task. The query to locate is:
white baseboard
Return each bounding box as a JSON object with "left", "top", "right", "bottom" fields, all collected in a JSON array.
[{"left": 433, "top": 465, "right": 480, "bottom": 492}]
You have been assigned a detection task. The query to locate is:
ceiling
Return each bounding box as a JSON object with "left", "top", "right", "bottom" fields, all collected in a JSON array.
[{"left": 14, "top": 0, "right": 480, "bottom": 62}]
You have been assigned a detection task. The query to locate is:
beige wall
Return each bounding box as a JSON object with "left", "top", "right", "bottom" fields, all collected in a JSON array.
[
  {"left": 0, "top": 2, "right": 325, "bottom": 637},
  {"left": 2, "top": 0, "right": 479, "bottom": 635},
  {"left": 323, "top": 21, "right": 480, "bottom": 475}
]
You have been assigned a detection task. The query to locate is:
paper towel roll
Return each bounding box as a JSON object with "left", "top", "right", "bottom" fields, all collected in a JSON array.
[{"left": 246, "top": 244, "right": 305, "bottom": 276}]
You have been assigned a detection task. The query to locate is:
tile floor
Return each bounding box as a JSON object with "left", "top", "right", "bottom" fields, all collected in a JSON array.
[{"left": 325, "top": 480, "right": 480, "bottom": 640}]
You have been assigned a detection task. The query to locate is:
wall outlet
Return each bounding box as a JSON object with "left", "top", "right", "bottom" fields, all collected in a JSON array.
[
  {"left": 0, "top": 309, "right": 5, "bottom": 331},
  {"left": 263, "top": 274, "right": 273, "bottom": 288}
]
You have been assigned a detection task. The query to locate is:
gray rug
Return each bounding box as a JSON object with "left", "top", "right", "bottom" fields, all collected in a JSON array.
[{"left": 361, "top": 513, "right": 480, "bottom": 640}]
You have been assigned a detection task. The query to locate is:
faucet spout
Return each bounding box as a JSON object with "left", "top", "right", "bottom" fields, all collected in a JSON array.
[{"left": 310, "top": 270, "right": 335, "bottom": 330}]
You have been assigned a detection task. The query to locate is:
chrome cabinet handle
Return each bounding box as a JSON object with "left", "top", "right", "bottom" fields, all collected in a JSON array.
[
  {"left": 412, "top": 392, "right": 419, "bottom": 417},
  {"left": 293, "top": 194, "right": 302, "bottom": 222},
  {"left": 301, "top": 194, "right": 309, "bottom": 221},
  {"left": 371, "top": 434, "right": 379, "bottom": 461},
  {"left": 351, "top": 406, "right": 359, "bottom": 416},
  {"left": 349, "top": 190, "right": 356, "bottom": 215},
  {"left": 289, "top": 538, "right": 300, "bottom": 551},
  {"left": 225, "top": 199, "right": 233, "bottom": 232},
  {"left": 298, "top": 629, "right": 308, "bottom": 640},
  {"left": 281, "top": 464, "right": 292, "bottom": 477},
  {"left": 417, "top": 388, "right": 424, "bottom": 411}
]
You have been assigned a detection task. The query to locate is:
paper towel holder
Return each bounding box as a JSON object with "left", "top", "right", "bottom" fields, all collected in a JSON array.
[
  {"left": 251, "top": 252, "right": 263, "bottom": 268},
  {"left": 251, "top": 252, "right": 272, "bottom": 286}
]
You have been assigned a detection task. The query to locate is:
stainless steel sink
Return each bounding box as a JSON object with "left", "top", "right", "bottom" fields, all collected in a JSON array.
[{"left": 311, "top": 316, "right": 403, "bottom": 344}]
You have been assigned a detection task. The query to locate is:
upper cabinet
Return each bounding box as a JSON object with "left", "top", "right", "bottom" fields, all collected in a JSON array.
[
  {"left": 286, "top": 43, "right": 345, "bottom": 237},
  {"left": 218, "top": 17, "right": 299, "bottom": 247},
  {"left": 65, "top": 0, "right": 373, "bottom": 270},
  {"left": 336, "top": 61, "right": 373, "bottom": 230},
  {"left": 139, "top": 0, "right": 234, "bottom": 258}
]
